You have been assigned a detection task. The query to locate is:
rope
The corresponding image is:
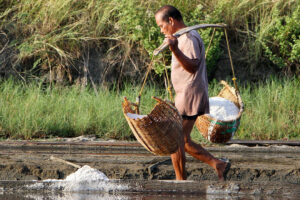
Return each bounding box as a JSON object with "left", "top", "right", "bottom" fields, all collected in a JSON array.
[
  {"left": 136, "top": 25, "right": 238, "bottom": 112},
  {"left": 139, "top": 58, "right": 154, "bottom": 97},
  {"left": 205, "top": 28, "right": 216, "bottom": 59},
  {"left": 224, "top": 29, "right": 239, "bottom": 92},
  {"left": 162, "top": 54, "right": 174, "bottom": 102},
  {"left": 136, "top": 57, "right": 154, "bottom": 113}
]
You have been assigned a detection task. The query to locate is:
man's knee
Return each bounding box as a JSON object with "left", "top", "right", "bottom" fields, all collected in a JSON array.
[{"left": 184, "top": 139, "right": 193, "bottom": 151}]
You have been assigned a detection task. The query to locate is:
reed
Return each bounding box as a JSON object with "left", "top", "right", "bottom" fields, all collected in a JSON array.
[
  {"left": 236, "top": 77, "right": 300, "bottom": 140},
  {"left": 0, "top": 78, "right": 299, "bottom": 141}
]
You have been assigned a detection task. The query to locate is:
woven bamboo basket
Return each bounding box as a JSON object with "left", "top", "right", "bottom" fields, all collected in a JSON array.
[
  {"left": 195, "top": 80, "right": 244, "bottom": 143},
  {"left": 122, "top": 96, "right": 182, "bottom": 156}
]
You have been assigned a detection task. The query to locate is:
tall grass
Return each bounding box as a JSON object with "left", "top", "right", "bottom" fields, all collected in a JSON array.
[
  {"left": 0, "top": 78, "right": 299, "bottom": 141},
  {"left": 0, "top": 0, "right": 298, "bottom": 84},
  {"left": 0, "top": 79, "right": 166, "bottom": 139},
  {"left": 237, "top": 77, "right": 300, "bottom": 140}
]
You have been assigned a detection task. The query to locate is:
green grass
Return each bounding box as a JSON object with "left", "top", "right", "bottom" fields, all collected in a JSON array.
[
  {"left": 0, "top": 0, "right": 298, "bottom": 84},
  {"left": 0, "top": 79, "right": 166, "bottom": 139},
  {"left": 0, "top": 78, "right": 299, "bottom": 141},
  {"left": 237, "top": 77, "right": 300, "bottom": 140}
]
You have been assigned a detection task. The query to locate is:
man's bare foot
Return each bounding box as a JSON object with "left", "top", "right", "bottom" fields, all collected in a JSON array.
[{"left": 215, "top": 158, "right": 231, "bottom": 181}]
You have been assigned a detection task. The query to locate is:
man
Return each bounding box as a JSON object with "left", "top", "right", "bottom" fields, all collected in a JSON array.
[{"left": 155, "top": 5, "right": 230, "bottom": 180}]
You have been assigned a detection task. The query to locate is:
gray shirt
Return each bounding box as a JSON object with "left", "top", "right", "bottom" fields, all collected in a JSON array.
[{"left": 171, "top": 30, "right": 209, "bottom": 116}]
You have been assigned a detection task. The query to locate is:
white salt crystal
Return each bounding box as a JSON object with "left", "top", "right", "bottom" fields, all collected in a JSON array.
[
  {"left": 65, "top": 165, "right": 109, "bottom": 182},
  {"left": 208, "top": 97, "right": 239, "bottom": 121},
  {"left": 25, "top": 193, "right": 130, "bottom": 200},
  {"left": 126, "top": 113, "right": 147, "bottom": 120},
  {"left": 63, "top": 165, "right": 129, "bottom": 192},
  {"left": 27, "top": 165, "right": 129, "bottom": 192}
]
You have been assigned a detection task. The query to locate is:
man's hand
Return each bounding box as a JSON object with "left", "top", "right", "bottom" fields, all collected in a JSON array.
[
  {"left": 165, "top": 34, "right": 200, "bottom": 74},
  {"left": 164, "top": 35, "right": 179, "bottom": 52}
]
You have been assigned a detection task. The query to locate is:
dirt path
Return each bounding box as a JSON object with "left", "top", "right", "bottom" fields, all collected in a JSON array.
[{"left": 0, "top": 139, "right": 299, "bottom": 184}]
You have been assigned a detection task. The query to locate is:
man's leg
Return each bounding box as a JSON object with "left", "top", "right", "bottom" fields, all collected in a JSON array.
[
  {"left": 170, "top": 130, "right": 186, "bottom": 180},
  {"left": 182, "top": 119, "right": 229, "bottom": 181}
]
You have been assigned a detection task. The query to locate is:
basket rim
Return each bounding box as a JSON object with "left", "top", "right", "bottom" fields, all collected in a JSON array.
[{"left": 123, "top": 96, "right": 181, "bottom": 121}]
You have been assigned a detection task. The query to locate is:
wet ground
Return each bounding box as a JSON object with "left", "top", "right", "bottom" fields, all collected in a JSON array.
[{"left": 0, "top": 138, "right": 299, "bottom": 199}]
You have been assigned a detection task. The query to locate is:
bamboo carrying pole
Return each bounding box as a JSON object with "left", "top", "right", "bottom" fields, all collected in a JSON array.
[
  {"left": 153, "top": 23, "right": 239, "bottom": 93},
  {"left": 153, "top": 23, "right": 227, "bottom": 55},
  {"left": 136, "top": 24, "right": 228, "bottom": 112},
  {"left": 50, "top": 155, "right": 81, "bottom": 169}
]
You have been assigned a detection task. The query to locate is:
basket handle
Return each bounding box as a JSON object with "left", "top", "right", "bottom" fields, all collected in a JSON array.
[
  {"left": 224, "top": 29, "right": 239, "bottom": 92},
  {"left": 123, "top": 97, "right": 140, "bottom": 114},
  {"left": 152, "top": 96, "right": 164, "bottom": 103}
]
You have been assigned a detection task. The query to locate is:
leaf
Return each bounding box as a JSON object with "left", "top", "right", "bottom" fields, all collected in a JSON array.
[{"left": 32, "top": 58, "right": 42, "bottom": 70}]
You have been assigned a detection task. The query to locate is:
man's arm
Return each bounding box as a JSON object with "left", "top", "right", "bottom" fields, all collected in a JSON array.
[{"left": 165, "top": 35, "right": 200, "bottom": 74}]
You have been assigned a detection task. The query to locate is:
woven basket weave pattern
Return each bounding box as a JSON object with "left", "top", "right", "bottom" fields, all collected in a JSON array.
[
  {"left": 195, "top": 81, "right": 244, "bottom": 143},
  {"left": 122, "top": 97, "right": 182, "bottom": 155}
]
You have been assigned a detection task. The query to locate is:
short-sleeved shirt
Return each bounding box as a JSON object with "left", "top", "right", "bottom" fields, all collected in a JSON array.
[{"left": 171, "top": 30, "right": 209, "bottom": 116}]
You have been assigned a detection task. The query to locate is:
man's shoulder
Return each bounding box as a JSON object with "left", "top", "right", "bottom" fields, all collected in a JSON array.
[
  {"left": 180, "top": 30, "right": 203, "bottom": 48},
  {"left": 187, "top": 30, "right": 202, "bottom": 41},
  {"left": 178, "top": 30, "right": 200, "bottom": 42},
  {"left": 189, "top": 30, "right": 201, "bottom": 36}
]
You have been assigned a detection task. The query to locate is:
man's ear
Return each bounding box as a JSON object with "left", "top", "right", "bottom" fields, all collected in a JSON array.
[{"left": 168, "top": 17, "right": 175, "bottom": 26}]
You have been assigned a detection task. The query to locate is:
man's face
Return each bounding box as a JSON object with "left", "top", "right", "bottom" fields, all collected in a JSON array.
[{"left": 155, "top": 13, "right": 174, "bottom": 35}]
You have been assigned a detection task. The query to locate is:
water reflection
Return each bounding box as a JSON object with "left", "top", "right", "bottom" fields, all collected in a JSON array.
[
  {"left": 1, "top": 192, "right": 207, "bottom": 200},
  {"left": 1, "top": 192, "right": 294, "bottom": 200}
]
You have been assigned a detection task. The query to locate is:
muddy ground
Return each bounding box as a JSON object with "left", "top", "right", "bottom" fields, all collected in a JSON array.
[{"left": 0, "top": 138, "right": 299, "bottom": 186}]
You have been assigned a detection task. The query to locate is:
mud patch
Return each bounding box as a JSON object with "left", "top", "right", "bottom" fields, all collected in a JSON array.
[{"left": 0, "top": 140, "right": 299, "bottom": 185}]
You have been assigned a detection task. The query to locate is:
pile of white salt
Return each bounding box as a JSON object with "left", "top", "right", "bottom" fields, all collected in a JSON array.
[
  {"left": 207, "top": 97, "right": 239, "bottom": 121},
  {"left": 62, "top": 165, "right": 128, "bottom": 192},
  {"left": 65, "top": 165, "right": 109, "bottom": 182},
  {"left": 29, "top": 165, "right": 128, "bottom": 192}
]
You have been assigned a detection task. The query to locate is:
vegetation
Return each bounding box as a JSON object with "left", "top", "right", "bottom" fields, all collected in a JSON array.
[
  {"left": 0, "top": 0, "right": 299, "bottom": 141},
  {"left": 236, "top": 77, "right": 300, "bottom": 140},
  {"left": 0, "top": 78, "right": 299, "bottom": 141},
  {"left": 0, "top": 0, "right": 299, "bottom": 85}
]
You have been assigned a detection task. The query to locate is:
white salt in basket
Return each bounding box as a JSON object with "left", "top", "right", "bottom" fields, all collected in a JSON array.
[{"left": 195, "top": 81, "right": 244, "bottom": 143}]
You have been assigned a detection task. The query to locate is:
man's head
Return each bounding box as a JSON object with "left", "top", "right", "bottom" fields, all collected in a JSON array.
[{"left": 155, "top": 5, "right": 185, "bottom": 35}]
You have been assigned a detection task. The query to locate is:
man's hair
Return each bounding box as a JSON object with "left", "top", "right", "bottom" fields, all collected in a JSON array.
[{"left": 155, "top": 5, "right": 183, "bottom": 22}]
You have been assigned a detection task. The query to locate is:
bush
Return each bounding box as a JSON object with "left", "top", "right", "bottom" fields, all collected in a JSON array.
[
  {"left": 260, "top": 3, "right": 300, "bottom": 74},
  {"left": 0, "top": 0, "right": 299, "bottom": 85}
]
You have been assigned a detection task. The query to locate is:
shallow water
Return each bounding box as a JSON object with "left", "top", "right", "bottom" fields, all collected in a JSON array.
[
  {"left": 1, "top": 179, "right": 299, "bottom": 200},
  {"left": 1, "top": 191, "right": 299, "bottom": 200},
  {"left": 2, "top": 192, "right": 207, "bottom": 200}
]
